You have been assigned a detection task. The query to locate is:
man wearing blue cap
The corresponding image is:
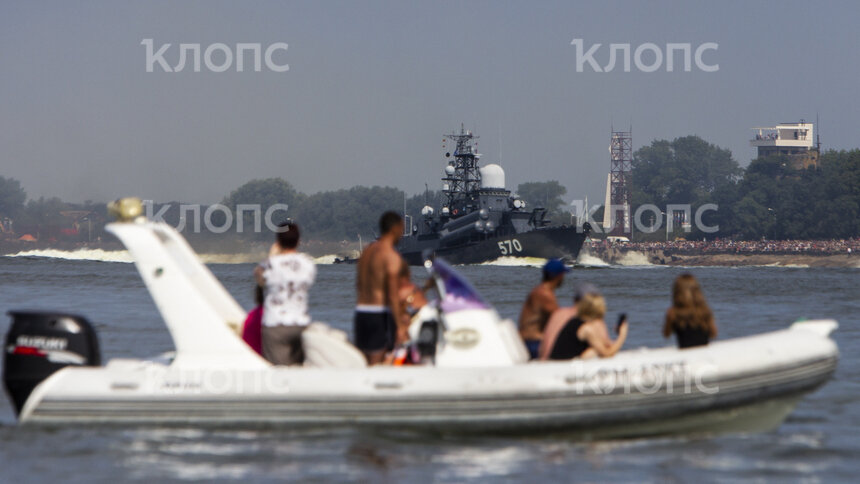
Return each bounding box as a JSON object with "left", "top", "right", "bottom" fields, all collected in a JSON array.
[{"left": 518, "top": 258, "right": 569, "bottom": 359}]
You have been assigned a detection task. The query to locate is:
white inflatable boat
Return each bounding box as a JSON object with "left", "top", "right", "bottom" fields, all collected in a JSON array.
[{"left": 2, "top": 202, "right": 839, "bottom": 438}]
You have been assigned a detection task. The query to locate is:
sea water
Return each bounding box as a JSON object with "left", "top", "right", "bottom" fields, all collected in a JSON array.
[{"left": 0, "top": 256, "right": 857, "bottom": 482}]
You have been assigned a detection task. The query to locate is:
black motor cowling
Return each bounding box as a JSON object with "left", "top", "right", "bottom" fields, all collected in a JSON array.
[
  {"left": 3, "top": 311, "right": 101, "bottom": 415},
  {"left": 416, "top": 320, "right": 439, "bottom": 360}
]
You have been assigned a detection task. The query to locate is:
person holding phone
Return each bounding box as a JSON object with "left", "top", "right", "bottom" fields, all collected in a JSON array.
[{"left": 546, "top": 288, "right": 628, "bottom": 360}]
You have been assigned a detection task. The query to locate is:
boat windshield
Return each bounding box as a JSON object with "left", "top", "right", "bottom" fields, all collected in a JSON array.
[{"left": 429, "top": 258, "right": 490, "bottom": 313}]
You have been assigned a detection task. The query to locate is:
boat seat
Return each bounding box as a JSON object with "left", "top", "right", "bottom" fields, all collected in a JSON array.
[{"left": 302, "top": 322, "right": 367, "bottom": 369}]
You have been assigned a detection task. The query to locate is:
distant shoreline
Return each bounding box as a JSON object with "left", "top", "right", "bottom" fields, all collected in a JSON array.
[
  {"left": 0, "top": 238, "right": 356, "bottom": 265},
  {"left": 590, "top": 247, "right": 859, "bottom": 268},
  {"left": 0, "top": 237, "right": 356, "bottom": 259},
  {"left": 666, "top": 252, "right": 857, "bottom": 268},
  {"left": 3, "top": 239, "right": 858, "bottom": 268}
]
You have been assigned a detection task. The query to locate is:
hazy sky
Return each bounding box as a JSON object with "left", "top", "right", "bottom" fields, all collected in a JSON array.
[{"left": 1, "top": 1, "right": 858, "bottom": 205}]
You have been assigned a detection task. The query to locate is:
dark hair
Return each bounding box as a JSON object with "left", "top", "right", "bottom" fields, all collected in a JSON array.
[
  {"left": 254, "top": 284, "right": 264, "bottom": 306},
  {"left": 379, "top": 211, "right": 403, "bottom": 235},
  {"left": 276, "top": 221, "right": 300, "bottom": 249}
]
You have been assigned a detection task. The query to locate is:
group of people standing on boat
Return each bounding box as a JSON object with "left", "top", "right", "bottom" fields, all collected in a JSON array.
[
  {"left": 242, "top": 211, "right": 423, "bottom": 366},
  {"left": 517, "top": 260, "right": 718, "bottom": 361},
  {"left": 242, "top": 211, "right": 717, "bottom": 366}
]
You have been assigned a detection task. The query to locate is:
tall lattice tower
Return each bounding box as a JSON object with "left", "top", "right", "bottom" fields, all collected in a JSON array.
[{"left": 608, "top": 129, "right": 632, "bottom": 236}]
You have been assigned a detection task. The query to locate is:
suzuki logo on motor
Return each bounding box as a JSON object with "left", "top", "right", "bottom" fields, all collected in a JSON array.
[
  {"left": 497, "top": 239, "right": 523, "bottom": 255},
  {"left": 447, "top": 328, "right": 481, "bottom": 349}
]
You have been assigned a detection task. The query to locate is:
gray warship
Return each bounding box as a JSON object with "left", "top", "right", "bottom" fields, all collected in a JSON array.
[{"left": 398, "top": 125, "right": 590, "bottom": 265}]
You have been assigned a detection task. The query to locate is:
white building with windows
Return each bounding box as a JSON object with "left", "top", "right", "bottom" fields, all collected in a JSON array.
[{"left": 750, "top": 121, "right": 818, "bottom": 169}]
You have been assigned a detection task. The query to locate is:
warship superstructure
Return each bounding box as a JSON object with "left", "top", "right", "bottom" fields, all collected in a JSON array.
[{"left": 399, "top": 125, "right": 589, "bottom": 265}]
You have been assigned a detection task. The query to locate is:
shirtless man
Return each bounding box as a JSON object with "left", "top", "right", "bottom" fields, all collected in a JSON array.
[
  {"left": 518, "top": 258, "right": 568, "bottom": 359},
  {"left": 354, "top": 211, "right": 409, "bottom": 364}
]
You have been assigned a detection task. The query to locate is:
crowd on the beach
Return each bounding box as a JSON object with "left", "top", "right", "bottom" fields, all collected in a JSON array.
[{"left": 590, "top": 238, "right": 859, "bottom": 255}]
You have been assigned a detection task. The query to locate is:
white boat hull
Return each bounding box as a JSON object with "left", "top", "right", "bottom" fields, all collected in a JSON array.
[{"left": 20, "top": 323, "right": 837, "bottom": 437}]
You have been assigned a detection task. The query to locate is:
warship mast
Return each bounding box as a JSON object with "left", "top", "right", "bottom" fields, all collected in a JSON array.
[{"left": 441, "top": 124, "right": 482, "bottom": 218}]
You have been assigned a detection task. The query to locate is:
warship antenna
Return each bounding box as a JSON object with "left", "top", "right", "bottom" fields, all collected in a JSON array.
[{"left": 498, "top": 121, "right": 502, "bottom": 167}]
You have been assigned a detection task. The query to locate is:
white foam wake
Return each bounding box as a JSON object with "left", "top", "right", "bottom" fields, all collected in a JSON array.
[
  {"left": 480, "top": 256, "right": 548, "bottom": 267},
  {"left": 5, "top": 248, "right": 134, "bottom": 263},
  {"left": 5, "top": 248, "right": 266, "bottom": 265},
  {"left": 616, "top": 251, "right": 653, "bottom": 266},
  {"left": 760, "top": 262, "right": 811, "bottom": 269},
  {"left": 575, "top": 253, "right": 610, "bottom": 267},
  {"left": 313, "top": 254, "right": 339, "bottom": 265},
  {"left": 199, "top": 253, "right": 265, "bottom": 264}
]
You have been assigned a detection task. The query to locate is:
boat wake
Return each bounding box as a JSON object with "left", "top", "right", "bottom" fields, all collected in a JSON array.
[
  {"left": 313, "top": 254, "right": 339, "bottom": 265},
  {"left": 762, "top": 262, "right": 811, "bottom": 269},
  {"left": 4, "top": 249, "right": 134, "bottom": 263},
  {"left": 575, "top": 253, "right": 610, "bottom": 267},
  {"left": 199, "top": 253, "right": 265, "bottom": 264},
  {"left": 479, "top": 256, "right": 547, "bottom": 267},
  {"left": 474, "top": 251, "right": 657, "bottom": 269},
  {"left": 4, "top": 249, "right": 265, "bottom": 265},
  {"left": 616, "top": 251, "right": 654, "bottom": 267}
]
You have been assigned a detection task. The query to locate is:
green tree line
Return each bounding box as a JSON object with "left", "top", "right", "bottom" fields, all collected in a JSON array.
[
  {"left": 0, "top": 174, "right": 572, "bottom": 244},
  {"left": 631, "top": 136, "right": 860, "bottom": 240},
  {"left": 0, "top": 176, "right": 107, "bottom": 241}
]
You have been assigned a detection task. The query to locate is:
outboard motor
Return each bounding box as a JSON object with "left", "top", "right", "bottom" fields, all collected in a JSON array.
[{"left": 3, "top": 311, "right": 101, "bottom": 415}]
